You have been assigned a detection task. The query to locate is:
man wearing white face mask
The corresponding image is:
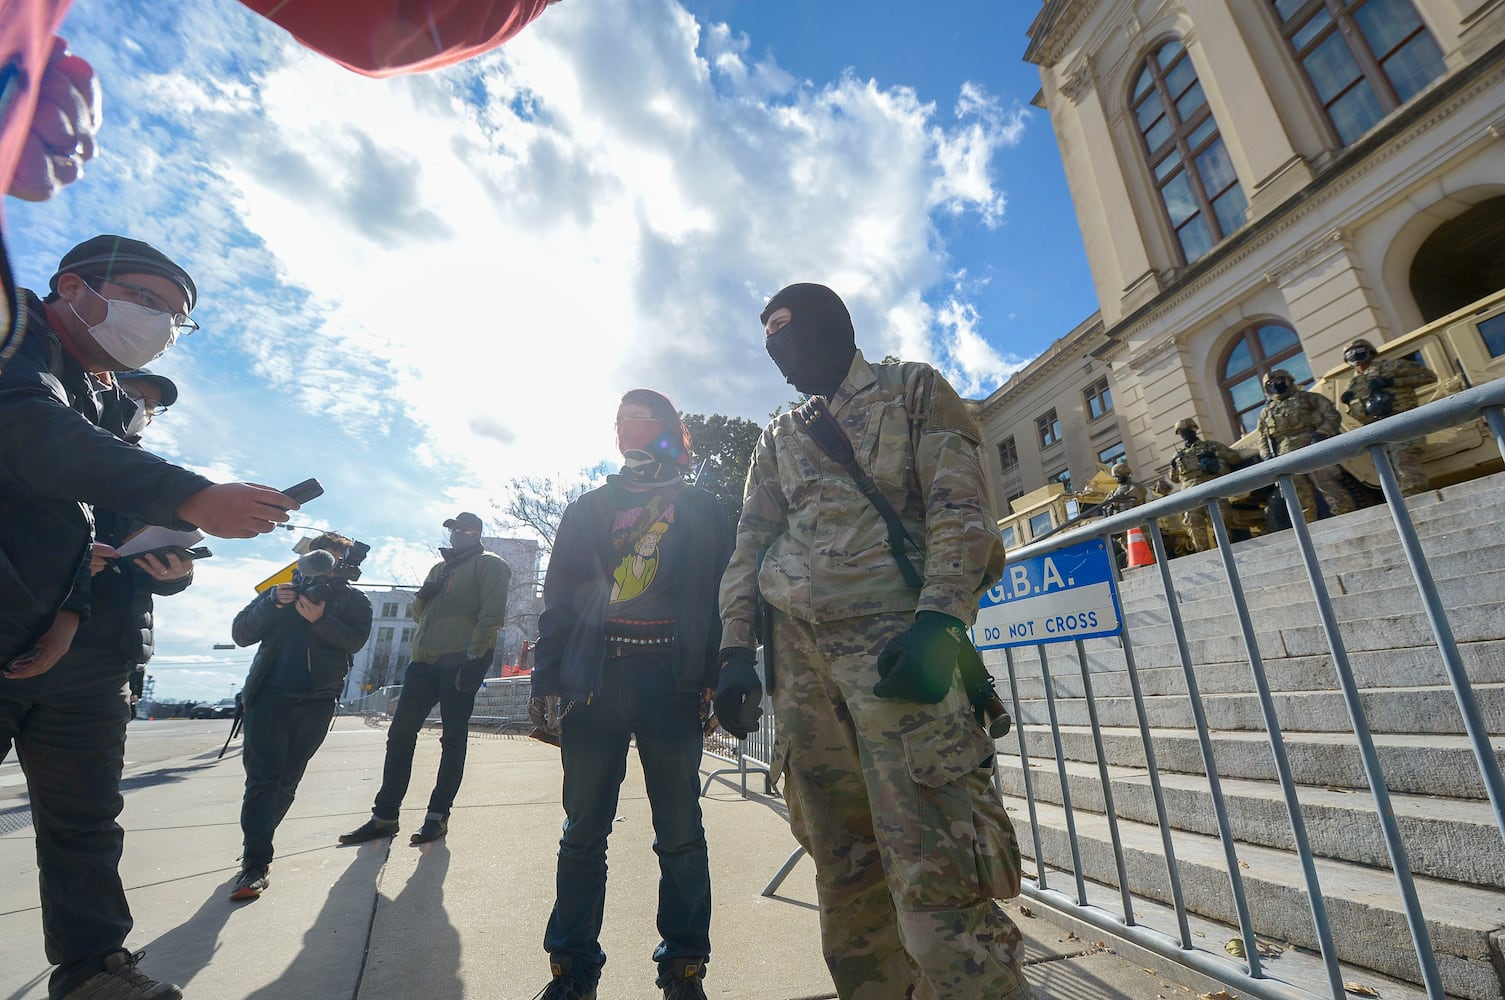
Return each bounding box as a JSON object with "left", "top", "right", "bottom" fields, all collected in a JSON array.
[{"left": 0, "top": 235, "right": 302, "bottom": 999}]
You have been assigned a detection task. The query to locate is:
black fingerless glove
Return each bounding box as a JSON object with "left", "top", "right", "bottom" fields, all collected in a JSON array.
[
  {"left": 1340, "top": 390, "right": 1356, "bottom": 404},
  {"left": 873, "top": 611, "right": 965, "bottom": 703},
  {"left": 713, "top": 647, "right": 764, "bottom": 739}
]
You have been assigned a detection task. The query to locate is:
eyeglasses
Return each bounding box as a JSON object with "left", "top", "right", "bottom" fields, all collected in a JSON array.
[
  {"left": 124, "top": 391, "right": 169, "bottom": 419},
  {"left": 102, "top": 279, "right": 199, "bottom": 334}
]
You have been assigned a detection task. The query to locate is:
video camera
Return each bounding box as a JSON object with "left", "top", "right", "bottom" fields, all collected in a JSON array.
[{"left": 291, "top": 535, "right": 370, "bottom": 603}]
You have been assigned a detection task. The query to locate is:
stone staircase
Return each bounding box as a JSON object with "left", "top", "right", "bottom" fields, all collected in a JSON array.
[{"left": 987, "top": 470, "right": 1505, "bottom": 1000}]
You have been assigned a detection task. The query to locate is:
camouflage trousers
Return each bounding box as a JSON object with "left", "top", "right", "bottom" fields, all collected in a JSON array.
[
  {"left": 769, "top": 608, "right": 1032, "bottom": 1000},
  {"left": 1274, "top": 440, "right": 1354, "bottom": 522},
  {"left": 1383, "top": 437, "right": 1429, "bottom": 495},
  {"left": 1182, "top": 498, "right": 1234, "bottom": 552}
]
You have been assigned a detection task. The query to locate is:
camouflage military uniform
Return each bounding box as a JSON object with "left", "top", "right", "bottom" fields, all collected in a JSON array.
[
  {"left": 1169, "top": 439, "right": 1243, "bottom": 551},
  {"left": 720, "top": 350, "right": 1030, "bottom": 1000},
  {"left": 1341, "top": 357, "right": 1438, "bottom": 495},
  {"left": 1257, "top": 389, "right": 1352, "bottom": 522}
]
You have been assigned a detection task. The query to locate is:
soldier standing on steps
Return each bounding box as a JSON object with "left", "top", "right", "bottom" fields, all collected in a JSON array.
[
  {"left": 1338, "top": 338, "right": 1437, "bottom": 496},
  {"left": 1257, "top": 368, "right": 1353, "bottom": 523},
  {"left": 1169, "top": 418, "right": 1244, "bottom": 552}
]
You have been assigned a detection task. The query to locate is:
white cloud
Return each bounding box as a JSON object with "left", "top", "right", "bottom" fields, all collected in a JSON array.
[{"left": 13, "top": 0, "right": 1035, "bottom": 698}]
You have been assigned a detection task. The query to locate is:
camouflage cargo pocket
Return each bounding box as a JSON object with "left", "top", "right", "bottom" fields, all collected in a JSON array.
[{"left": 899, "top": 710, "right": 998, "bottom": 903}]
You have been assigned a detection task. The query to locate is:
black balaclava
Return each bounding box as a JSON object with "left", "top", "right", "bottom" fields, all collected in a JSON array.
[{"left": 761, "top": 282, "right": 857, "bottom": 398}]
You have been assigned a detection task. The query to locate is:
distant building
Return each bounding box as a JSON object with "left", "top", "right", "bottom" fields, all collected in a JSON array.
[
  {"left": 981, "top": 0, "right": 1505, "bottom": 511},
  {"left": 341, "top": 535, "right": 543, "bottom": 700}
]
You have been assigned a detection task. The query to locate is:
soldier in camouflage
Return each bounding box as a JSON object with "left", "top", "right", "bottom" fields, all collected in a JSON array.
[
  {"left": 1098, "top": 460, "right": 1146, "bottom": 515},
  {"left": 1339, "top": 338, "right": 1438, "bottom": 495},
  {"left": 1256, "top": 368, "right": 1353, "bottom": 523},
  {"left": 714, "top": 283, "right": 1031, "bottom": 1000},
  {"left": 1169, "top": 418, "right": 1244, "bottom": 552}
]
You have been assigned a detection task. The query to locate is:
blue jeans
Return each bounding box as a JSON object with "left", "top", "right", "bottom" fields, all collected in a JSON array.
[
  {"left": 240, "top": 691, "right": 336, "bottom": 868},
  {"left": 544, "top": 653, "right": 711, "bottom": 988},
  {"left": 373, "top": 658, "right": 483, "bottom": 821}
]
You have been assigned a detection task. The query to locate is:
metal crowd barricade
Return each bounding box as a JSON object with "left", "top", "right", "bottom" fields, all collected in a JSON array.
[{"left": 994, "top": 379, "right": 1505, "bottom": 1000}]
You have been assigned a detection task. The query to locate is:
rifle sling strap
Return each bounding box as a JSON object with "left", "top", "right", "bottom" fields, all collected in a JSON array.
[{"left": 792, "top": 396, "right": 925, "bottom": 590}]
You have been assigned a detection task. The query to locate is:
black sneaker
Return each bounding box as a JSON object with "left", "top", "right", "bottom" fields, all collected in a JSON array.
[
  {"left": 229, "top": 866, "right": 269, "bottom": 901},
  {"left": 339, "top": 817, "right": 399, "bottom": 844},
  {"left": 410, "top": 817, "right": 448, "bottom": 845},
  {"left": 62, "top": 949, "right": 183, "bottom": 999},
  {"left": 660, "top": 958, "right": 707, "bottom": 1000}
]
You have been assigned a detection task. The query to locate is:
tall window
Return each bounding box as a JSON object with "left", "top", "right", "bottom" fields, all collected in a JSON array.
[
  {"left": 1097, "top": 441, "right": 1127, "bottom": 467},
  {"left": 1131, "top": 38, "right": 1248, "bottom": 264},
  {"left": 381, "top": 602, "right": 398, "bottom": 618},
  {"left": 377, "top": 626, "right": 394, "bottom": 643},
  {"left": 1219, "top": 322, "right": 1315, "bottom": 433},
  {"left": 1273, "top": 0, "right": 1445, "bottom": 145},
  {"left": 401, "top": 627, "right": 415, "bottom": 644},
  {"left": 1036, "top": 409, "right": 1062, "bottom": 448},
  {"left": 1083, "top": 376, "right": 1114, "bottom": 420},
  {"left": 997, "top": 436, "right": 1019, "bottom": 472}
]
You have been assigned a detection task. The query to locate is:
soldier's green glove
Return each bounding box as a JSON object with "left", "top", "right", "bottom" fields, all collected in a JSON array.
[
  {"left": 873, "top": 612, "right": 964, "bottom": 704},
  {"left": 714, "top": 648, "right": 763, "bottom": 739}
]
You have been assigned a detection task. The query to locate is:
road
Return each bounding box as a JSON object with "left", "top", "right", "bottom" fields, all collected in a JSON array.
[{"left": 1, "top": 719, "right": 234, "bottom": 804}]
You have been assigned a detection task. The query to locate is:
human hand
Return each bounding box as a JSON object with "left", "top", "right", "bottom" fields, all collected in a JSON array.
[
  {"left": 135, "top": 550, "right": 191, "bottom": 582},
  {"left": 528, "top": 695, "right": 556, "bottom": 732},
  {"left": 294, "top": 595, "right": 325, "bottom": 622},
  {"left": 89, "top": 542, "right": 119, "bottom": 575},
  {"left": 176, "top": 483, "right": 295, "bottom": 538},
  {"left": 5, "top": 611, "right": 81, "bottom": 679},
  {"left": 1340, "top": 390, "right": 1356, "bottom": 404},
  {"left": 1377, "top": 376, "right": 1396, "bottom": 389},
  {"left": 873, "top": 612, "right": 964, "bottom": 703},
  {"left": 273, "top": 584, "right": 297, "bottom": 606},
  {"left": 8, "top": 39, "right": 102, "bottom": 202},
  {"left": 713, "top": 648, "right": 763, "bottom": 739}
]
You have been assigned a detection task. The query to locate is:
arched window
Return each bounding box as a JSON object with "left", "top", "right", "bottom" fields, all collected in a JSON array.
[
  {"left": 1272, "top": 0, "right": 1446, "bottom": 146},
  {"left": 1219, "top": 323, "right": 1315, "bottom": 433},
  {"left": 1131, "top": 38, "right": 1248, "bottom": 265}
]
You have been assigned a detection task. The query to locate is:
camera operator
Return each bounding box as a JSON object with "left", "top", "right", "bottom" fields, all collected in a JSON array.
[{"left": 229, "top": 535, "right": 372, "bottom": 901}]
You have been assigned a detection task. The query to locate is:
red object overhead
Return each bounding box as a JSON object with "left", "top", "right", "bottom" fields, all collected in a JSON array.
[{"left": 240, "top": 0, "right": 556, "bottom": 78}]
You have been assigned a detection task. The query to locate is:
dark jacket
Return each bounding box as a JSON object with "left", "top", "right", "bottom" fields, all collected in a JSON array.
[
  {"left": 53, "top": 503, "right": 193, "bottom": 674},
  {"left": 533, "top": 479, "right": 731, "bottom": 700},
  {"left": 233, "top": 582, "right": 373, "bottom": 704},
  {"left": 0, "top": 291, "right": 212, "bottom": 666}
]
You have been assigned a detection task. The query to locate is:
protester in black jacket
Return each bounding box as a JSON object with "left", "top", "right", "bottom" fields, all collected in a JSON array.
[
  {"left": 527, "top": 389, "right": 732, "bottom": 1000},
  {"left": 0, "top": 235, "right": 299, "bottom": 682},
  {"left": 229, "top": 539, "right": 373, "bottom": 900}
]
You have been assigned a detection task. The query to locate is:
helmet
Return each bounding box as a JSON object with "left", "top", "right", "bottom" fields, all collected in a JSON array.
[
  {"left": 1111, "top": 460, "right": 1131, "bottom": 479},
  {"left": 1264, "top": 368, "right": 1295, "bottom": 396},
  {"left": 1344, "top": 338, "right": 1377, "bottom": 364},
  {"left": 1174, "top": 417, "right": 1198, "bottom": 433}
]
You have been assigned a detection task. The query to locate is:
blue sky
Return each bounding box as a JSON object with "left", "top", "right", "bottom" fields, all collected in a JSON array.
[{"left": 9, "top": 0, "right": 1097, "bottom": 701}]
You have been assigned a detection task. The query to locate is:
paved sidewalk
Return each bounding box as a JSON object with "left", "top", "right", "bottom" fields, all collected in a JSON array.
[{"left": 1, "top": 719, "right": 1208, "bottom": 999}]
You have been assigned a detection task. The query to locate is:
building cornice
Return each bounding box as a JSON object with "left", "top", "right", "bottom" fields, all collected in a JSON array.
[
  {"left": 978, "top": 314, "right": 1105, "bottom": 418},
  {"left": 1026, "top": 0, "right": 1098, "bottom": 67}
]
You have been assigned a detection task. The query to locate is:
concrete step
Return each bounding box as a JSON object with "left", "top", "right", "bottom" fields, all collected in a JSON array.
[
  {"left": 1013, "top": 797, "right": 1505, "bottom": 999},
  {"left": 1002, "top": 639, "right": 1505, "bottom": 701},
  {"left": 1115, "top": 520, "right": 1505, "bottom": 621},
  {"left": 1112, "top": 570, "right": 1505, "bottom": 651},
  {"left": 1115, "top": 605, "right": 1504, "bottom": 674},
  {"left": 1000, "top": 756, "right": 1505, "bottom": 888},
  {"left": 996, "top": 726, "right": 1505, "bottom": 801},
  {"left": 1011, "top": 682, "right": 1505, "bottom": 734}
]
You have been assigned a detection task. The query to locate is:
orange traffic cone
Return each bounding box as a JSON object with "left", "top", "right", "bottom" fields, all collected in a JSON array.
[{"left": 1125, "top": 526, "right": 1154, "bottom": 568}]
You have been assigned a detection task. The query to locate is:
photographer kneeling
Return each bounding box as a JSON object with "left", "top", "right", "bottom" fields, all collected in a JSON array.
[{"left": 229, "top": 536, "right": 372, "bottom": 900}]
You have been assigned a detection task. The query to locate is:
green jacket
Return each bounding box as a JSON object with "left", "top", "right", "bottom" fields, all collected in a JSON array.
[{"left": 411, "top": 546, "right": 511, "bottom": 663}]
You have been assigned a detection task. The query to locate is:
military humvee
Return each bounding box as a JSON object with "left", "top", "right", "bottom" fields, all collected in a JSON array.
[{"left": 1230, "top": 287, "right": 1505, "bottom": 495}]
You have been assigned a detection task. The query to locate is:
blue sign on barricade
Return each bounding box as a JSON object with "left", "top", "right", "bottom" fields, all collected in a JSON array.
[{"left": 973, "top": 536, "right": 1123, "bottom": 649}]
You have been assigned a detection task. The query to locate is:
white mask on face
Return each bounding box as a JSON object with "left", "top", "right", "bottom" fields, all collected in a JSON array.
[{"left": 68, "top": 288, "right": 178, "bottom": 369}]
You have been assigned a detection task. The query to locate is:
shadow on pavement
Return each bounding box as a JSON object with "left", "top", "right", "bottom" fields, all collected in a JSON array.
[{"left": 354, "top": 841, "right": 461, "bottom": 998}]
